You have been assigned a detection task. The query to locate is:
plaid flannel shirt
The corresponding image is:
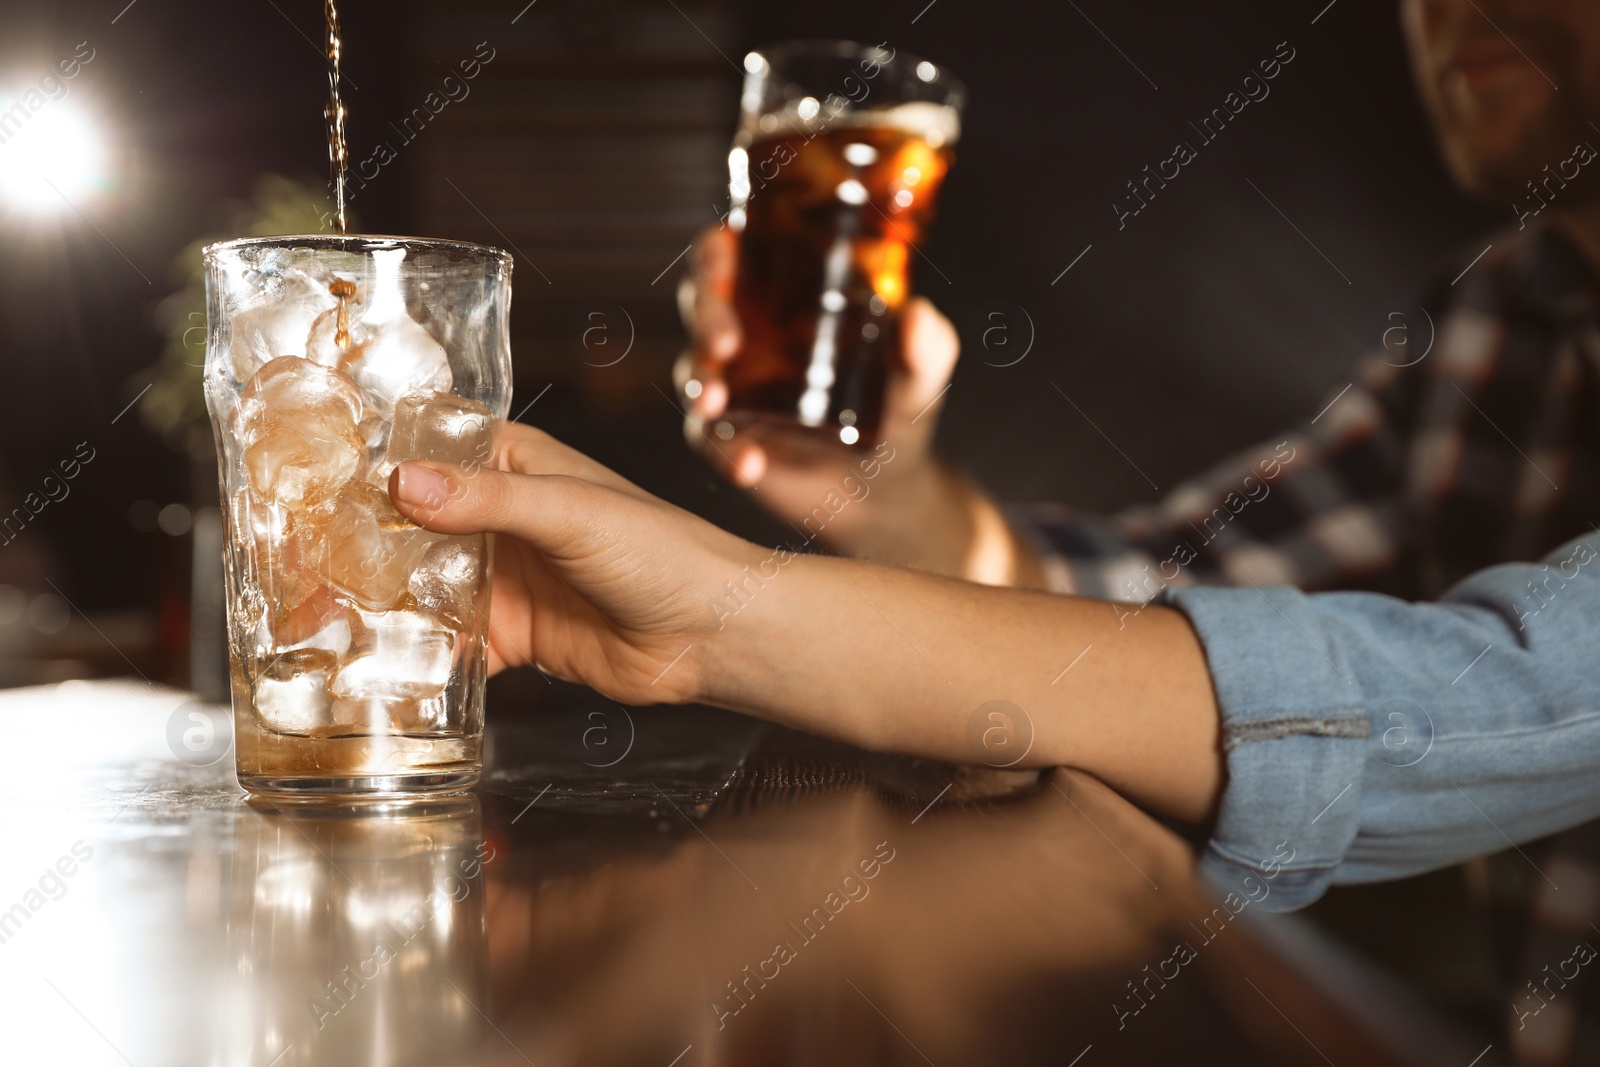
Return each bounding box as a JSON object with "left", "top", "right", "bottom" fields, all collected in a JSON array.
[
  {"left": 1015, "top": 223, "right": 1600, "bottom": 607},
  {"left": 1015, "top": 222, "right": 1600, "bottom": 1066}
]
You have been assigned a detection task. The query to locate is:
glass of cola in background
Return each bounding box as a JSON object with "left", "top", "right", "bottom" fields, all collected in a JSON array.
[
  {"left": 721, "top": 41, "right": 964, "bottom": 451},
  {"left": 204, "top": 236, "right": 512, "bottom": 797}
]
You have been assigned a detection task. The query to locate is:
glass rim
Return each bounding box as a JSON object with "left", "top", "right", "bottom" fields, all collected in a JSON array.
[
  {"left": 746, "top": 38, "right": 966, "bottom": 103},
  {"left": 203, "top": 233, "right": 512, "bottom": 267}
]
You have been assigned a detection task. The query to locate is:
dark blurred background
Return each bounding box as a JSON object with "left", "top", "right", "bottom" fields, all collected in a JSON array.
[
  {"left": 0, "top": 0, "right": 1502, "bottom": 626},
  {"left": 0, "top": 0, "right": 1508, "bottom": 1036}
]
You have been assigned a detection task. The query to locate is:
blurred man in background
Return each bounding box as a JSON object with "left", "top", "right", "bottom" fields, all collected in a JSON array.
[{"left": 678, "top": 0, "right": 1599, "bottom": 1060}]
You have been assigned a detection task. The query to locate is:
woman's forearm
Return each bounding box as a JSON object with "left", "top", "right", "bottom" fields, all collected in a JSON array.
[{"left": 696, "top": 552, "right": 1225, "bottom": 822}]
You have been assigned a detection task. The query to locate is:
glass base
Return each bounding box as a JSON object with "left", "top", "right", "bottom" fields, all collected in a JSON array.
[
  {"left": 234, "top": 720, "right": 482, "bottom": 799},
  {"left": 721, "top": 408, "right": 879, "bottom": 457},
  {"left": 238, "top": 769, "right": 478, "bottom": 799}
]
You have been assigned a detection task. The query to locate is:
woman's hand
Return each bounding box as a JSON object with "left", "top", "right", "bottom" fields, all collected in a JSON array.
[
  {"left": 390, "top": 421, "right": 1222, "bottom": 823},
  {"left": 387, "top": 422, "right": 755, "bottom": 706}
]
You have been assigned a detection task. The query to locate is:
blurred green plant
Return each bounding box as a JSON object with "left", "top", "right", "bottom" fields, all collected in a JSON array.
[{"left": 141, "top": 175, "right": 345, "bottom": 456}]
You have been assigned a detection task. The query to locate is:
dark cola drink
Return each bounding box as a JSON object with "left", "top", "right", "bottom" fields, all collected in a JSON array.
[{"left": 722, "top": 43, "right": 964, "bottom": 452}]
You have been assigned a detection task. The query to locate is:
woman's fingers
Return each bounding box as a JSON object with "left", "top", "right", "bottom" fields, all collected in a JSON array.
[
  {"left": 494, "top": 421, "right": 652, "bottom": 502},
  {"left": 391, "top": 461, "right": 605, "bottom": 553}
]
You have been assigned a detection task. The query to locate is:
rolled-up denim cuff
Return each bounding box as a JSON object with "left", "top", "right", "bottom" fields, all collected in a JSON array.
[{"left": 1161, "top": 584, "right": 1371, "bottom": 911}]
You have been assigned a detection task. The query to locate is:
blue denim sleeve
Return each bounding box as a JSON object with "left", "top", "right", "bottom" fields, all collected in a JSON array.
[{"left": 1160, "top": 531, "right": 1600, "bottom": 911}]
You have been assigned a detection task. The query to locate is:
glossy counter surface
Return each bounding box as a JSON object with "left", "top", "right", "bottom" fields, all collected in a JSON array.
[{"left": 0, "top": 681, "right": 1494, "bottom": 1066}]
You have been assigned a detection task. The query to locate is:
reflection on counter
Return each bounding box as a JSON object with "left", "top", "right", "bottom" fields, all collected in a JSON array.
[
  {"left": 0, "top": 684, "right": 1490, "bottom": 1066},
  {"left": 470, "top": 772, "right": 1413, "bottom": 1066},
  {"left": 225, "top": 798, "right": 490, "bottom": 1065}
]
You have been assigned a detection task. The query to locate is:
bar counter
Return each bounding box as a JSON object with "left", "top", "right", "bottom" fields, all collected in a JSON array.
[{"left": 0, "top": 680, "right": 1495, "bottom": 1065}]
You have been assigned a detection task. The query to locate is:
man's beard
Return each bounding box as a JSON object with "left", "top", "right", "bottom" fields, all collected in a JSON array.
[
  {"left": 1427, "top": 8, "right": 1600, "bottom": 206},
  {"left": 1457, "top": 88, "right": 1600, "bottom": 207}
]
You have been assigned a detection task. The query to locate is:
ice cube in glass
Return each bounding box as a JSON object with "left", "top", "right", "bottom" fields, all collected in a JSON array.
[
  {"left": 237, "top": 356, "right": 365, "bottom": 512},
  {"left": 252, "top": 648, "right": 337, "bottom": 735},
  {"left": 227, "top": 264, "right": 336, "bottom": 381},
  {"left": 333, "top": 610, "right": 456, "bottom": 702},
  {"left": 408, "top": 538, "right": 484, "bottom": 629},
  {"left": 321, "top": 483, "right": 444, "bottom": 611}
]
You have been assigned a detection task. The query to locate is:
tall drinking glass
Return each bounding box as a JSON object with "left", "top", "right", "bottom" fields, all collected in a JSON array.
[
  {"left": 721, "top": 40, "right": 964, "bottom": 451},
  {"left": 203, "top": 236, "right": 512, "bottom": 798}
]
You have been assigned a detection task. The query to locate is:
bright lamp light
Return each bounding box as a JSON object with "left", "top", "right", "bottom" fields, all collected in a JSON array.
[{"left": 0, "top": 98, "right": 105, "bottom": 211}]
